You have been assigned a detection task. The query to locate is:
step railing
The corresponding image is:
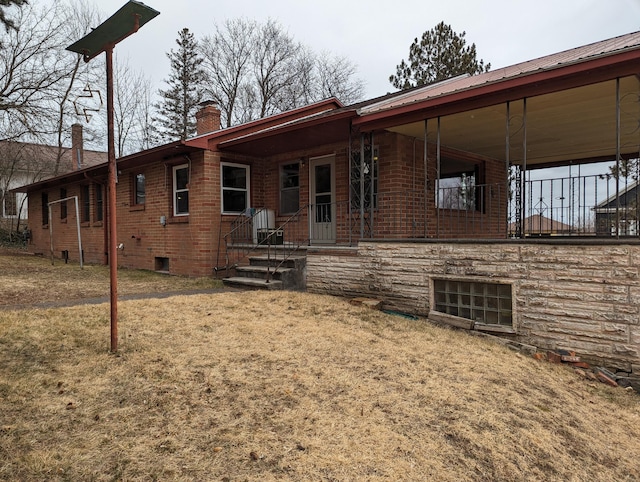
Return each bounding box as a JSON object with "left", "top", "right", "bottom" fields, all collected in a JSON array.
[{"left": 218, "top": 205, "right": 311, "bottom": 282}]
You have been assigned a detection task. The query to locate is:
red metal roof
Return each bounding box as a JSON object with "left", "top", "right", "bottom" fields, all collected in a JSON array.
[{"left": 358, "top": 31, "right": 640, "bottom": 117}]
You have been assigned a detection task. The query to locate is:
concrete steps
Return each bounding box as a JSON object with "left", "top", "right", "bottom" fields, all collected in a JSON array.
[{"left": 222, "top": 254, "right": 306, "bottom": 291}]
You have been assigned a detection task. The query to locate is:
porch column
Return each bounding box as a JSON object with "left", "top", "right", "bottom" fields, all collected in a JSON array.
[
  {"left": 436, "top": 116, "right": 441, "bottom": 237},
  {"left": 423, "top": 119, "right": 428, "bottom": 238},
  {"left": 615, "top": 77, "right": 621, "bottom": 238}
]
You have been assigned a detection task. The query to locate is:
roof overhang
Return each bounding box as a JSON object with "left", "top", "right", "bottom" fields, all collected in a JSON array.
[
  {"left": 217, "top": 109, "right": 356, "bottom": 156},
  {"left": 13, "top": 141, "right": 200, "bottom": 193}
]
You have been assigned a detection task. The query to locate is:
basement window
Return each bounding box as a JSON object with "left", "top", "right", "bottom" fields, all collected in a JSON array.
[{"left": 434, "top": 279, "right": 512, "bottom": 326}]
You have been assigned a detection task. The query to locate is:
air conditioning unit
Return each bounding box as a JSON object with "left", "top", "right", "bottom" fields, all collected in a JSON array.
[{"left": 252, "top": 209, "right": 275, "bottom": 244}]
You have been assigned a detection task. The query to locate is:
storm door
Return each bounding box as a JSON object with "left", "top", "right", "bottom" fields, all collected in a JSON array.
[{"left": 309, "top": 155, "right": 336, "bottom": 243}]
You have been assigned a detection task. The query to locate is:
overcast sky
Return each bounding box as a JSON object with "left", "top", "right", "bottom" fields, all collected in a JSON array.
[{"left": 106, "top": 0, "right": 640, "bottom": 101}]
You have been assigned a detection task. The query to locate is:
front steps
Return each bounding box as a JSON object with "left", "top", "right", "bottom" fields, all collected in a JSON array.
[{"left": 222, "top": 254, "right": 306, "bottom": 290}]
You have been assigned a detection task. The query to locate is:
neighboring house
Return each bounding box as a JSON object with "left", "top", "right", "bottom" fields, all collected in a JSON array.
[
  {"left": 16, "top": 32, "right": 640, "bottom": 370},
  {"left": 1, "top": 125, "right": 106, "bottom": 232},
  {"left": 508, "top": 214, "right": 574, "bottom": 236},
  {"left": 594, "top": 179, "right": 640, "bottom": 236}
]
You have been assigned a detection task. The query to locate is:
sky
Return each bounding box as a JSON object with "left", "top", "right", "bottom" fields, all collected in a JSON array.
[{"left": 105, "top": 0, "right": 640, "bottom": 101}]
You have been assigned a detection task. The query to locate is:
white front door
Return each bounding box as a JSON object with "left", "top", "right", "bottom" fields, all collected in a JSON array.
[{"left": 309, "top": 155, "right": 335, "bottom": 243}]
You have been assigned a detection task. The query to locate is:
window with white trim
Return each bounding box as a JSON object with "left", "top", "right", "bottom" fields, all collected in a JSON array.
[
  {"left": 173, "top": 164, "right": 189, "bottom": 216},
  {"left": 221, "top": 162, "right": 250, "bottom": 214}
]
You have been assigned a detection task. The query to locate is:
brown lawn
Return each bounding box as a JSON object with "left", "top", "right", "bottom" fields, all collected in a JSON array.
[
  {"left": 0, "top": 253, "right": 639, "bottom": 481},
  {"left": 0, "top": 252, "right": 221, "bottom": 307}
]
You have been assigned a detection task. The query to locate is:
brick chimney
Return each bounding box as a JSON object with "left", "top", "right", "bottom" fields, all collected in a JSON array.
[
  {"left": 196, "top": 101, "right": 221, "bottom": 135},
  {"left": 71, "top": 123, "right": 83, "bottom": 171}
]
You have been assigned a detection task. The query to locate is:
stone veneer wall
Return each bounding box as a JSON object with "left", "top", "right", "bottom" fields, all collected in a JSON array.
[{"left": 306, "top": 241, "right": 640, "bottom": 372}]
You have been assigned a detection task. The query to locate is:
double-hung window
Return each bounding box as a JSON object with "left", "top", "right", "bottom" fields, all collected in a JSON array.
[
  {"left": 280, "top": 162, "right": 300, "bottom": 214},
  {"left": 81, "top": 185, "right": 90, "bottom": 223},
  {"left": 134, "top": 173, "right": 145, "bottom": 206},
  {"left": 173, "top": 164, "right": 189, "bottom": 216},
  {"left": 94, "top": 184, "right": 103, "bottom": 222},
  {"left": 221, "top": 162, "right": 250, "bottom": 214}
]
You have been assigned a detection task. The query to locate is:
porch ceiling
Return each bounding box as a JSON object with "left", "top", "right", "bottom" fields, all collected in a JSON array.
[
  {"left": 218, "top": 112, "right": 354, "bottom": 157},
  {"left": 387, "top": 75, "right": 640, "bottom": 168}
]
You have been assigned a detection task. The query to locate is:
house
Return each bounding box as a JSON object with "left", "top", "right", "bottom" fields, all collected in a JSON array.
[
  {"left": 594, "top": 179, "right": 640, "bottom": 236},
  {"left": 15, "top": 31, "right": 640, "bottom": 371},
  {"left": 508, "top": 214, "right": 574, "bottom": 236},
  {"left": 1, "top": 125, "right": 105, "bottom": 232}
]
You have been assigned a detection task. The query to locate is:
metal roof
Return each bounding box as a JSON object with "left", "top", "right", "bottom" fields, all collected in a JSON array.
[{"left": 359, "top": 31, "right": 640, "bottom": 115}]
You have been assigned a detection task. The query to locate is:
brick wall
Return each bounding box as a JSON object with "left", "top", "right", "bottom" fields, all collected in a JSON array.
[{"left": 306, "top": 240, "right": 640, "bottom": 371}]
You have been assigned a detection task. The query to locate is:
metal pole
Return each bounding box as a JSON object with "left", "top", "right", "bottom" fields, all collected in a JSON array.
[
  {"left": 48, "top": 202, "right": 53, "bottom": 265},
  {"left": 423, "top": 119, "right": 428, "bottom": 238},
  {"left": 505, "top": 102, "right": 510, "bottom": 236},
  {"left": 616, "top": 77, "right": 621, "bottom": 239},
  {"left": 522, "top": 98, "right": 528, "bottom": 237},
  {"left": 74, "top": 196, "right": 83, "bottom": 268},
  {"left": 106, "top": 45, "right": 118, "bottom": 352},
  {"left": 436, "top": 117, "right": 441, "bottom": 237},
  {"left": 360, "top": 134, "right": 365, "bottom": 238}
]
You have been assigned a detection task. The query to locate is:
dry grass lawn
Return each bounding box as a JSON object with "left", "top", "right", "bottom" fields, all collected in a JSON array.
[
  {"left": 0, "top": 253, "right": 639, "bottom": 481},
  {"left": 0, "top": 252, "right": 221, "bottom": 307}
]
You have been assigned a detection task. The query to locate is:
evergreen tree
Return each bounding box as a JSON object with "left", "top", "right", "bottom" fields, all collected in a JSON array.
[
  {"left": 155, "top": 28, "right": 205, "bottom": 141},
  {"left": 390, "top": 22, "right": 490, "bottom": 90}
]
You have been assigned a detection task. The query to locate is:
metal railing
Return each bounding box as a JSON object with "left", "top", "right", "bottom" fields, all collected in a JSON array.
[
  {"left": 508, "top": 173, "right": 640, "bottom": 237},
  {"left": 219, "top": 173, "right": 640, "bottom": 276}
]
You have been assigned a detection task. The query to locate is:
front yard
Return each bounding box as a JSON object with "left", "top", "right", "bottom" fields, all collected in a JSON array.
[{"left": 0, "top": 253, "right": 639, "bottom": 481}]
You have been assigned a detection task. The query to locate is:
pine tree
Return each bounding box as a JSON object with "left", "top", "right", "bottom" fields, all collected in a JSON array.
[
  {"left": 155, "top": 28, "right": 205, "bottom": 141},
  {"left": 390, "top": 22, "right": 490, "bottom": 90}
]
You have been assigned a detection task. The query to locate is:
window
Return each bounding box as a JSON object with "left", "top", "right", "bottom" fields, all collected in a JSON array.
[
  {"left": 434, "top": 279, "right": 512, "bottom": 326},
  {"left": 94, "top": 184, "right": 103, "bottom": 222},
  {"left": 350, "top": 145, "right": 378, "bottom": 211},
  {"left": 134, "top": 173, "right": 145, "bottom": 205},
  {"left": 41, "top": 192, "right": 49, "bottom": 226},
  {"left": 81, "top": 184, "right": 90, "bottom": 223},
  {"left": 221, "top": 162, "right": 250, "bottom": 214},
  {"left": 3, "top": 190, "right": 17, "bottom": 216},
  {"left": 60, "top": 188, "right": 67, "bottom": 220},
  {"left": 280, "top": 162, "right": 300, "bottom": 214},
  {"left": 173, "top": 164, "right": 189, "bottom": 216},
  {"left": 436, "top": 157, "right": 481, "bottom": 211}
]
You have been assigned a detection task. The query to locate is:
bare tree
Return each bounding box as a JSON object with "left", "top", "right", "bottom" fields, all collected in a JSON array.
[
  {"left": 200, "top": 18, "right": 365, "bottom": 128},
  {"left": 316, "top": 52, "right": 365, "bottom": 105},
  {"left": 0, "top": 0, "right": 27, "bottom": 32},
  {"left": 112, "top": 55, "right": 154, "bottom": 156},
  {"left": 0, "top": 1, "right": 104, "bottom": 169},
  {"left": 200, "top": 18, "right": 255, "bottom": 128}
]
